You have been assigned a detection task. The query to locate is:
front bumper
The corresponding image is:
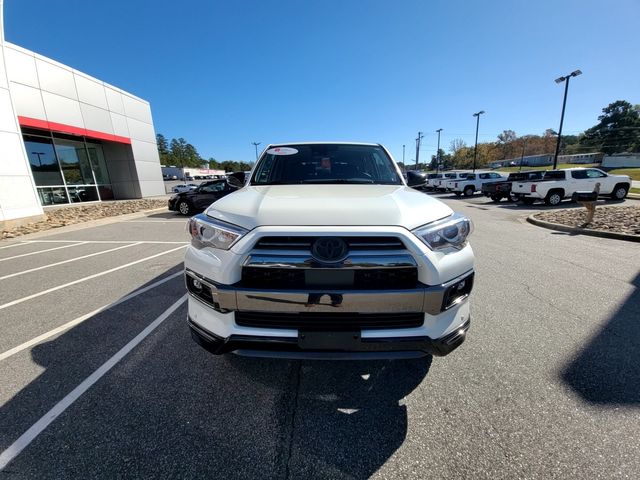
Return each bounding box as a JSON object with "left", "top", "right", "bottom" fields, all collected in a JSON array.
[
  {"left": 185, "top": 268, "right": 474, "bottom": 316},
  {"left": 189, "top": 315, "right": 471, "bottom": 359}
]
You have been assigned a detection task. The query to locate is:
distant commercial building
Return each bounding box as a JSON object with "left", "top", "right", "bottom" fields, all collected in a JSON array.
[
  {"left": 602, "top": 153, "right": 640, "bottom": 168},
  {"left": 0, "top": 0, "right": 164, "bottom": 229},
  {"left": 489, "top": 154, "right": 553, "bottom": 169},
  {"left": 557, "top": 152, "right": 603, "bottom": 164},
  {"left": 161, "top": 166, "right": 226, "bottom": 180},
  {"left": 489, "top": 152, "right": 603, "bottom": 169}
]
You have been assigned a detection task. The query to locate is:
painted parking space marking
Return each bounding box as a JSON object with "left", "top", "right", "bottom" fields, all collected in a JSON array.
[
  {"left": 0, "top": 242, "right": 30, "bottom": 250},
  {"left": 16, "top": 240, "right": 188, "bottom": 245},
  {"left": 0, "top": 242, "right": 87, "bottom": 263},
  {"left": 0, "top": 271, "right": 183, "bottom": 362},
  {"left": 0, "top": 242, "right": 142, "bottom": 281},
  {"left": 0, "top": 245, "right": 187, "bottom": 312},
  {"left": 0, "top": 294, "right": 187, "bottom": 471}
]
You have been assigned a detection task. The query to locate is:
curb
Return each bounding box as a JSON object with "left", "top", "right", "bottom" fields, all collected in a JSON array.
[
  {"left": 628, "top": 193, "right": 640, "bottom": 200},
  {"left": 527, "top": 214, "right": 640, "bottom": 243},
  {"left": 1, "top": 206, "right": 175, "bottom": 242}
]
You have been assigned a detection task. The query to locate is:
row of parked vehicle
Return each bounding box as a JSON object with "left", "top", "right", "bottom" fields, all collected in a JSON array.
[{"left": 412, "top": 167, "right": 631, "bottom": 206}]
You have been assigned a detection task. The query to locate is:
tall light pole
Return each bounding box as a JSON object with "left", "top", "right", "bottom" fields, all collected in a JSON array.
[
  {"left": 251, "top": 142, "right": 261, "bottom": 161},
  {"left": 472, "top": 111, "right": 485, "bottom": 172},
  {"left": 553, "top": 69, "right": 582, "bottom": 169},
  {"left": 415, "top": 131, "right": 424, "bottom": 169},
  {"left": 402, "top": 144, "right": 405, "bottom": 169},
  {"left": 435, "top": 128, "right": 443, "bottom": 173}
]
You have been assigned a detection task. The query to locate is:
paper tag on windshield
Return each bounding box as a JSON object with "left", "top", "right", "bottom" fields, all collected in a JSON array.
[{"left": 267, "top": 147, "right": 298, "bottom": 155}]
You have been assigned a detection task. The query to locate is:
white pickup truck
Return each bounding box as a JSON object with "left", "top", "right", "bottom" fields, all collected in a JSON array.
[
  {"left": 448, "top": 171, "right": 507, "bottom": 196},
  {"left": 511, "top": 168, "right": 631, "bottom": 205},
  {"left": 432, "top": 171, "right": 469, "bottom": 192},
  {"left": 185, "top": 142, "right": 475, "bottom": 359}
]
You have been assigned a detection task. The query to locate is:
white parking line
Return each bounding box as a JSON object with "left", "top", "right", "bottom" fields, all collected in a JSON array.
[
  {"left": 0, "top": 245, "right": 187, "bottom": 312},
  {"left": 0, "top": 294, "right": 187, "bottom": 471},
  {"left": 0, "top": 242, "right": 87, "bottom": 263},
  {"left": 18, "top": 240, "right": 188, "bottom": 244},
  {"left": 0, "top": 271, "right": 183, "bottom": 362},
  {"left": 124, "top": 220, "right": 187, "bottom": 223},
  {"left": 0, "top": 242, "right": 29, "bottom": 250},
  {"left": 0, "top": 243, "right": 142, "bottom": 281}
]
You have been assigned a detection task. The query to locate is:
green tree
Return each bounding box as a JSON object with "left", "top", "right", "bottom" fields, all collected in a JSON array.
[
  {"left": 580, "top": 100, "right": 640, "bottom": 154},
  {"left": 169, "top": 138, "right": 188, "bottom": 166},
  {"left": 156, "top": 133, "right": 170, "bottom": 165}
]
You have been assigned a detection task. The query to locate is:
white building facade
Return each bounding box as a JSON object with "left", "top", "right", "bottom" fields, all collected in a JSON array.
[{"left": 0, "top": 0, "right": 164, "bottom": 229}]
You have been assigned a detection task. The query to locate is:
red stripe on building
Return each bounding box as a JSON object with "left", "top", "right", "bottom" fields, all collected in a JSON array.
[{"left": 17, "top": 116, "right": 132, "bottom": 145}]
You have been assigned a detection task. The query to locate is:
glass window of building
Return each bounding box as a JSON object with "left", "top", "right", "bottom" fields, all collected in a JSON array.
[
  {"left": 86, "top": 141, "right": 114, "bottom": 200},
  {"left": 24, "top": 135, "right": 63, "bottom": 187},
  {"left": 53, "top": 137, "right": 99, "bottom": 202}
]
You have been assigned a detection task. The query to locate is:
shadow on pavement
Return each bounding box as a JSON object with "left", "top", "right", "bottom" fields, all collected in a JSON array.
[
  {"left": 1, "top": 262, "right": 432, "bottom": 479},
  {"left": 0, "top": 264, "right": 185, "bottom": 455},
  {"left": 227, "top": 355, "right": 432, "bottom": 478},
  {"left": 561, "top": 271, "right": 640, "bottom": 405},
  {"left": 289, "top": 357, "right": 432, "bottom": 478}
]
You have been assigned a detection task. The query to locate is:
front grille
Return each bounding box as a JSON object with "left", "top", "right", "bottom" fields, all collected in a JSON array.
[
  {"left": 235, "top": 311, "right": 424, "bottom": 330},
  {"left": 241, "top": 267, "right": 418, "bottom": 290},
  {"left": 254, "top": 236, "right": 405, "bottom": 251}
]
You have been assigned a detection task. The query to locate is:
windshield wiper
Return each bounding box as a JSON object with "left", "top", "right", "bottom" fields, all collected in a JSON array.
[{"left": 300, "top": 178, "right": 375, "bottom": 184}]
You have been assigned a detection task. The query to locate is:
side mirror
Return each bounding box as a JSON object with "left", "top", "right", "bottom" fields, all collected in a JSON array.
[
  {"left": 227, "top": 172, "right": 245, "bottom": 189},
  {"left": 406, "top": 171, "right": 427, "bottom": 187}
]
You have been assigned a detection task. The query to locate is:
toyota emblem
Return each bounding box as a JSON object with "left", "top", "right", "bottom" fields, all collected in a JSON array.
[{"left": 311, "top": 237, "right": 349, "bottom": 263}]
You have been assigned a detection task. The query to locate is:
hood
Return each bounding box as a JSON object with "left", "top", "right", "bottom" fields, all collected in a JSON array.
[{"left": 205, "top": 185, "right": 453, "bottom": 230}]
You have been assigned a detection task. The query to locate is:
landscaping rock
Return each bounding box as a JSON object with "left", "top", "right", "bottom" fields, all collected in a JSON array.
[
  {"left": 534, "top": 205, "right": 640, "bottom": 235},
  {"left": 1, "top": 199, "right": 168, "bottom": 239}
]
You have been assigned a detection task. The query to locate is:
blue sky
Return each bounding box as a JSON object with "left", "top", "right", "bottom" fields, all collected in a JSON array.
[{"left": 5, "top": 0, "right": 639, "bottom": 163}]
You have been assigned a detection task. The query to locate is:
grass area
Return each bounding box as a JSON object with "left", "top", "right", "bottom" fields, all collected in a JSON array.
[
  {"left": 631, "top": 187, "right": 640, "bottom": 194},
  {"left": 608, "top": 168, "right": 640, "bottom": 181}
]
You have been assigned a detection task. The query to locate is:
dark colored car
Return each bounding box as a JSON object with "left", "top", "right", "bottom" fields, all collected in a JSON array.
[
  {"left": 168, "top": 179, "right": 237, "bottom": 215},
  {"left": 481, "top": 170, "right": 545, "bottom": 202}
]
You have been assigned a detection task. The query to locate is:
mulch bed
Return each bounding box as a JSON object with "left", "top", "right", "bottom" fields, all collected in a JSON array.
[
  {"left": 2, "top": 199, "right": 168, "bottom": 239},
  {"left": 534, "top": 205, "right": 640, "bottom": 236}
]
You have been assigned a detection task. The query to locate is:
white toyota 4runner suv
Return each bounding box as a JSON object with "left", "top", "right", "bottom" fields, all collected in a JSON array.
[{"left": 185, "top": 143, "right": 475, "bottom": 359}]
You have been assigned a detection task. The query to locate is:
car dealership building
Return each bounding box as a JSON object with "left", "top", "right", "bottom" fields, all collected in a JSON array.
[{"left": 0, "top": 1, "right": 164, "bottom": 229}]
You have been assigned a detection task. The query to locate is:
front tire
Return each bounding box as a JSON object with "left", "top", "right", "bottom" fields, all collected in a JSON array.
[
  {"left": 178, "top": 200, "right": 192, "bottom": 215},
  {"left": 490, "top": 194, "right": 502, "bottom": 202},
  {"left": 610, "top": 184, "right": 629, "bottom": 201},
  {"left": 463, "top": 186, "right": 475, "bottom": 197}
]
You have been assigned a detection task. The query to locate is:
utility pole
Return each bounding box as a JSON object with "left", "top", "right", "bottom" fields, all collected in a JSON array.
[
  {"left": 553, "top": 69, "right": 582, "bottom": 169},
  {"left": 251, "top": 142, "right": 261, "bottom": 161},
  {"left": 435, "top": 129, "right": 443, "bottom": 173},
  {"left": 415, "top": 132, "right": 424, "bottom": 170},
  {"left": 519, "top": 137, "right": 527, "bottom": 172},
  {"left": 472, "top": 111, "right": 485, "bottom": 173},
  {"left": 402, "top": 144, "right": 405, "bottom": 169}
]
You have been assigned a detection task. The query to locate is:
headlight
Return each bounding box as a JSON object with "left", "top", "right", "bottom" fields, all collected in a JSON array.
[
  {"left": 187, "top": 214, "right": 247, "bottom": 250},
  {"left": 412, "top": 213, "right": 473, "bottom": 251}
]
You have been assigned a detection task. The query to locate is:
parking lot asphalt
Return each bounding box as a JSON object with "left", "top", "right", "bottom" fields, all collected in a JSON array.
[{"left": 0, "top": 196, "right": 638, "bottom": 479}]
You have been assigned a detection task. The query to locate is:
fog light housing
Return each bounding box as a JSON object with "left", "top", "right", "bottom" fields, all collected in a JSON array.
[{"left": 441, "top": 273, "right": 474, "bottom": 311}]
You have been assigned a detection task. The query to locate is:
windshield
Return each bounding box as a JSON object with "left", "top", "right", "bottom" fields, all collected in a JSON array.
[{"left": 251, "top": 144, "right": 402, "bottom": 185}]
